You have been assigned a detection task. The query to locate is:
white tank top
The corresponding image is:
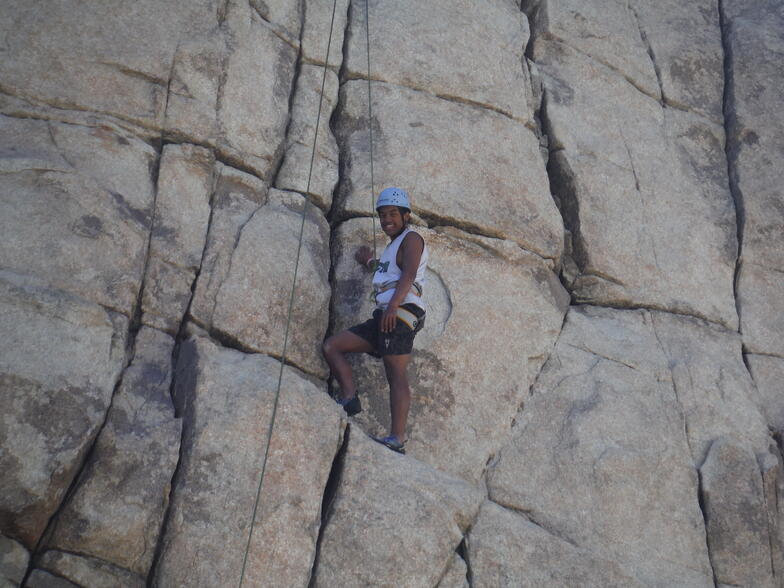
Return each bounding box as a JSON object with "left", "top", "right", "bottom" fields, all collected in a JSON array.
[{"left": 372, "top": 227, "right": 428, "bottom": 311}]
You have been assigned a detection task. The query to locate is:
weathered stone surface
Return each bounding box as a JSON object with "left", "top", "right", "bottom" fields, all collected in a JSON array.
[
  {"left": 700, "top": 437, "right": 775, "bottom": 588},
  {"left": 25, "top": 570, "right": 79, "bottom": 588},
  {"left": 522, "top": 0, "right": 660, "bottom": 99},
  {"left": 0, "top": 115, "right": 156, "bottom": 316},
  {"left": 487, "top": 306, "right": 713, "bottom": 587},
  {"left": 301, "top": 0, "right": 350, "bottom": 68},
  {"left": 650, "top": 311, "right": 771, "bottom": 464},
  {"left": 722, "top": 0, "right": 784, "bottom": 357},
  {"left": 629, "top": 0, "right": 724, "bottom": 122},
  {"left": 0, "top": 271, "right": 127, "bottom": 548},
  {"left": 536, "top": 39, "right": 737, "bottom": 327},
  {"left": 37, "top": 550, "right": 145, "bottom": 588},
  {"left": 155, "top": 336, "right": 344, "bottom": 587},
  {"left": 334, "top": 81, "right": 563, "bottom": 260},
  {"left": 330, "top": 220, "right": 567, "bottom": 482},
  {"left": 142, "top": 144, "right": 214, "bottom": 333},
  {"left": 275, "top": 65, "right": 340, "bottom": 210},
  {"left": 759, "top": 448, "right": 784, "bottom": 585},
  {"left": 313, "top": 431, "right": 484, "bottom": 587},
  {"left": 0, "top": 0, "right": 218, "bottom": 130},
  {"left": 192, "top": 185, "right": 330, "bottom": 376},
  {"left": 747, "top": 354, "right": 784, "bottom": 434},
  {"left": 468, "top": 501, "right": 644, "bottom": 587},
  {"left": 0, "top": 535, "right": 28, "bottom": 588},
  {"left": 46, "top": 327, "right": 180, "bottom": 577},
  {"left": 346, "top": 0, "right": 534, "bottom": 123},
  {"left": 437, "top": 553, "right": 468, "bottom": 588}
]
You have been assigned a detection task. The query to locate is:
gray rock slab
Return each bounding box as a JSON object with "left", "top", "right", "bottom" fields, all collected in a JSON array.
[
  {"left": 721, "top": 0, "right": 784, "bottom": 357},
  {"left": 629, "top": 0, "right": 724, "bottom": 122},
  {"left": 0, "top": 535, "right": 28, "bottom": 588},
  {"left": 142, "top": 144, "right": 215, "bottom": 333},
  {"left": 523, "top": 0, "right": 660, "bottom": 100},
  {"left": 46, "top": 328, "right": 181, "bottom": 577},
  {"left": 0, "top": 0, "right": 218, "bottom": 131},
  {"left": 192, "top": 187, "right": 331, "bottom": 376},
  {"left": 275, "top": 64, "right": 340, "bottom": 210},
  {"left": 747, "top": 354, "right": 784, "bottom": 434},
  {"left": 436, "top": 553, "right": 468, "bottom": 588},
  {"left": 487, "top": 305, "right": 714, "bottom": 587},
  {"left": 330, "top": 220, "right": 567, "bottom": 482},
  {"left": 154, "top": 336, "right": 344, "bottom": 587},
  {"left": 25, "top": 570, "right": 79, "bottom": 588},
  {"left": 334, "top": 81, "right": 563, "bottom": 261},
  {"left": 468, "top": 501, "right": 644, "bottom": 588},
  {"left": 312, "top": 430, "right": 484, "bottom": 587},
  {"left": 536, "top": 40, "right": 737, "bottom": 327},
  {"left": 0, "top": 271, "right": 127, "bottom": 548},
  {"left": 301, "top": 0, "right": 350, "bottom": 68},
  {"left": 37, "top": 550, "right": 145, "bottom": 588},
  {"left": 700, "top": 437, "right": 775, "bottom": 588},
  {"left": 0, "top": 116, "right": 156, "bottom": 316},
  {"left": 345, "top": 0, "right": 534, "bottom": 123}
]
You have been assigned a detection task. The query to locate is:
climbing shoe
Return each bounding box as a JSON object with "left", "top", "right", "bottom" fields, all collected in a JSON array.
[
  {"left": 373, "top": 435, "right": 406, "bottom": 454},
  {"left": 336, "top": 395, "right": 361, "bottom": 417}
]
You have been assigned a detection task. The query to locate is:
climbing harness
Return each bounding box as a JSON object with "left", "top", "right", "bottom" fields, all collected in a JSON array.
[{"left": 237, "top": 0, "right": 380, "bottom": 585}]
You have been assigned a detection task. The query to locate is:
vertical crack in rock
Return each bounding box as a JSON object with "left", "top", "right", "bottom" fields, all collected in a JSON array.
[
  {"left": 20, "top": 348, "right": 138, "bottom": 586},
  {"left": 717, "top": 0, "right": 744, "bottom": 337},
  {"left": 697, "top": 469, "right": 721, "bottom": 588},
  {"left": 629, "top": 2, "right": 665, "bottom": 107},
  {"left": 307, "top": 424, "right": 351, "bottom": 587},
  {"left": 456, "top": 538, "right": 473, "bottom": 588}
]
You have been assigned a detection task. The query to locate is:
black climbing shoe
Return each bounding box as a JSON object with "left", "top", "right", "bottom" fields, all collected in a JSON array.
[
  {"left": 337, "top": 395, "right": 361, "bottom": 417},
  {"left": 373, "top": 435, "right": 406, "bottom": 454}
]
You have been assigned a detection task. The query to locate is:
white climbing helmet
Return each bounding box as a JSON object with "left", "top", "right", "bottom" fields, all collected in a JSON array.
[{"left": 375, "top": 187, "right": 411, "bottom": 211}]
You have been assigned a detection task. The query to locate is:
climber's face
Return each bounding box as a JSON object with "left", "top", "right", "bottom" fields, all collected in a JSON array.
[{"left": 377, "top": 205, "right": 409, "bottom": 237}]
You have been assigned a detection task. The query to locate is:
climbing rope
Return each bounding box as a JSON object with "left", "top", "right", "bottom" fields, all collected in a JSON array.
[
  {"left": 365, "top": 0, "right": 378, "bottom": 258},
  {"left": 237, "top": 0, "right": 340, "bottom": 584}
]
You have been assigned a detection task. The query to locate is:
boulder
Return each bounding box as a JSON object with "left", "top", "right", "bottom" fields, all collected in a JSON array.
[
  {"left": 36, "top": 550, "right": 145, "bottom": 588},
  {"left": 154, "top": 335, "right": 344, "bottom": 588},
  {"left": 0, "top": 271, "right": 127, "bottom": 548},
  {"left": 312, "top": 430, "right": 484, "bottom": 587},
  {"left": 467, "top": 501, "right": 644, "bottom": 587},
  {"left": 722, "top": 0, "right": 784, "bottom": 356},
  {"left": 142, "top": 144, "right": 215, "bottom": 333},
  {"left": 0, "top": 0, "right": 218, "bottom": 131},
  {"left": 330, "top": 220, "right": 567, "bottom": 482},
  {"left": 535, "top": 39, "right": 737, "bottom": 328},
  {"left": 746, "top": 354, "right": 784, "bottom": 434},
  {"left": 275, "top": 65, "right": 340, "bottom": 210},
  {"left": 700, "top": 437, "right": 775, "bottom": 588},
  {"left": 344, "top": 0, "right": 535, "bottom": 123},
  {"left": 333, "top": 81, "right": 563, "bottom": 261},
  {"left": 0, "top": 535, "right": 28, "bottom": 588},
  {"left": 191, "top": 185, "right": 331, "bottom": 376},
  {"left": 0, "top": 116, "right": 156, "bottom": 316},
  {"left": 487, "top": 306, "right": 714, "bottom": 587},
  {"left": 46, "top": 328, "right": 181, "bottom": 577}
]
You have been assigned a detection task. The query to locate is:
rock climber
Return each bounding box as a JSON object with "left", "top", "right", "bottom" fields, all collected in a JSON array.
[{"left": 322, "top": 187, "right": 428, "bottom": 454}]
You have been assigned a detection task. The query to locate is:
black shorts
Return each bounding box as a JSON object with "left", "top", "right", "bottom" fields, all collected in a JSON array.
[{"left": 348, "top": 304, "right": 425, "bottom": 357}]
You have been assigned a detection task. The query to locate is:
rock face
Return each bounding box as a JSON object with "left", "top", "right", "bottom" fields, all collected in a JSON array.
[{"left": 1, "top": 0, "right": 783, "bottom": 587}]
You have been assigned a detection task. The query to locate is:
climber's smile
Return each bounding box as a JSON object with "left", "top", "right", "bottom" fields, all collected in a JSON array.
[{"left": 377, "top": 205, "right": 408, "bottom": 238}]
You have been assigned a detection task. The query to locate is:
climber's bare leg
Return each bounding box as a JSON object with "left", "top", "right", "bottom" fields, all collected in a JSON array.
[
  {"left": 323, "top": 331, "right": 373, "bottom": 400},
  {"left": 383, "top": 353, "right": 411, "bottom": 440}
]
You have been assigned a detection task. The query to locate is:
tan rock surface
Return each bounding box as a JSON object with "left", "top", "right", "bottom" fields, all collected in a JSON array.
[
  {"left": 0, "top": 116, "right": 156, "bottom": 316},
  {"left": 37, "top": 550, "right": 145, "bottom": 588},
  {"left": 312, "top": 431, "right": 484, "bottom": 587},
  {"left": 46, "top": 328, "right": 181, "bottom": 577},
  {"left": 142, "top": 144, "right": 215, "bottom": 333},
  {"left": 154, "top": 335, "right": 344, "bottom": 587},
  {"left": 436, "top": 554, "right": 469, "bottom": 588},
  {"left": 301, "top": 0, "right": 350, "bottom": 68},
  {"left": 0, "top": 271, "right": 127, "bottom": 548},
  {"left": 0, "top": 535, "right": 28, "bottom": 588},
  {"left": 487, "top": 306, "right": 714, "bottom": 587},
  {"left": 468, "top": 501, "right": 644, "bottom": 587},
  {"left": 330, "top": 220, "right": 567, "bottom": 482},
  {"left": 535, "top": 39, "right": 737, "bottom": 327},
  {"left": 345, "top": 0, "right": 534, "bottom": 123},
  {"left": 334, "top": 80, "right": 563, "bottom": 260},
  {"left": 747, "top": 354, "right": 784, "bottom": 434}
]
